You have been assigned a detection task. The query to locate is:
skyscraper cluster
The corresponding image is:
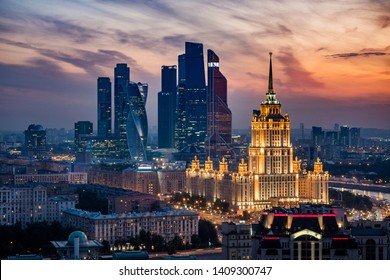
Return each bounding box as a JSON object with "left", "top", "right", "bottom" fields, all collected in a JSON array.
[
  {"left": 158, "top": 42, "right": 233, "bottom": 160},
  {"left": 94, "top": 64, "right": 148, "bottom": 161}
]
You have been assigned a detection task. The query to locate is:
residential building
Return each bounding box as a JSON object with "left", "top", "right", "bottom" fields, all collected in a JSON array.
[{"left": 62, "top": 207, "right": 199, "bottom": 245}]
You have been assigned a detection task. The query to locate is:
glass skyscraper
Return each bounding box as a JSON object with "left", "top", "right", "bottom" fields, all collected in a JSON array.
[
  {"left": 127, "top": 82, "right": 148, "bottom": 161},
  {"left": 114, "top": 63, "right": 130, "bottom": 137},
  {"left": 206, "top": 49, "right": 233, "bottom": 159},
  {"left": 158, "top": 65, "right": 177, "bottom": 148},
  {"left": 97, "top": 77, "right": 112, "bottom": 139},
  {"left": 175, "top": 42, "right": 207, "bottom": 150},
  {"left": 114, "top": 63, "right": 130, "bottom": 158}
]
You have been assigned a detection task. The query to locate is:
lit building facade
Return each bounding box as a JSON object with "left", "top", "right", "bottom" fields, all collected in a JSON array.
[
  {"left": 97, "top": 77, "right": 112, "bottom": 139},
  {"left": 221, "top": 222, "right": 253, "bottom": 260},
  {"left": 113, "top": 63, "right": 148, "bottom": 161},
  {"left": 175, "top": 42, "right": 207, "bottom": 150},
  {"left": 0, "top": 185, "right": 76, "bottom": 228},
  {"left": 62, "top": 208, "right": 199, "bottom": 245},
  {"left": 206, "top": 49, "right": 233, "bottom": 160},
  {"left": 251, "top": 205, "right": 360, "bottom": 260},
  {"left": 114, "top": 63, "right": 131, "bottom": 158},
  {"left": 14, "top": 172, "right": 87, "bottom": 185},
  {"left": 24, "top": 124, "right": 46, "bottom": 157},
  {"left": 74, "top": 121, "right": 93, "bottom": 163},
  {"left": 127, "top": 82, "right": 148, "bottom": 161},
  {"left": 186, "top": 53, "right": 329, "bottom": 210}
]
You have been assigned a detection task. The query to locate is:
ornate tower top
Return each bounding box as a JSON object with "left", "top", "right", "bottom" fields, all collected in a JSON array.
[
  {"left": 263, "top": 52, "right": 279, "bottom": 105},
  {"left": 219, "top": 157, "right": 228, "bottom": 173}
]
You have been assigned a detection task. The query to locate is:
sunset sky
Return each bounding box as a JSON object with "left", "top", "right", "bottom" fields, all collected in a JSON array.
[{"left": 0, "top": 0, "right": 389, "bottom": 131}]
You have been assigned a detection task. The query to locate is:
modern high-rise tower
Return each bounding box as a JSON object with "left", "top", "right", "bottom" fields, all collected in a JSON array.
[
  {"left": 114, "top": 63, "right": 130, "bottom": 137},
  {"left": 25, "top": 124, "right": 46, "bottom": 157},
  {"left": 175, "top": 42, "right": 207, "bottom": 150},
  {"left": 158, "top": 65, "right": 177, "bottom": 148},
  {"left": 97, "top": 77, "right": 112, "bottom": 139},
  {"left": 206, "top": 49, "right": 233, "bottom": 160},
  {"left": 175, "top": 54, "right": 187, "bottom": 150},
  {"left": 127, "top": 82, "right": 148, "bottom": 161},
  {"left": 114, "top": 63, "right": 130, "bottom": 158},
  {"left": 74, "top": 121, "right": 93, "bottom": 163}
]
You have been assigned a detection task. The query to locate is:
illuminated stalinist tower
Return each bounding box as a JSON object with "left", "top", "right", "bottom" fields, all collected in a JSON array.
[
  {"left": 249, "top": 52, "right": 297, "bottom": 205},
  {"left": 186, "top": 53, "right": 329, "bottom": 210}
]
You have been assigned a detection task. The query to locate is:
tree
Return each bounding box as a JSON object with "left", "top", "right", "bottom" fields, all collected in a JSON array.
[
  {"left": 151, "top": 234, "right": 165, "bottom": 252},
  {"left": 198, "top": 219, "right": 218, "bottom": 246},
  {"left": 139, "top": 230, "right": 151, "bottom": 250},
  {"left": 166, "top": 242, "right": 177, "bottom": 255},
  {"left": 171, "top": 235, "right": 184, "bottom": 250},
  {"left": 191, "top": 234, "right": 201, "bottom": 249}
]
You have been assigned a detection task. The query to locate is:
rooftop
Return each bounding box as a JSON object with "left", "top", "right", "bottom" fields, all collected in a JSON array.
[{"left": 64, "top": 207, "right": 198, "bottom": 220}]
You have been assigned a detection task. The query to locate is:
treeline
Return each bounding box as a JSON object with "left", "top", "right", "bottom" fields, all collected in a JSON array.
[
  {"left": 171, "top": 192, "right": 230, "bottom": 212},
  {"left": 0, "top": 219, "right": 219, "bottom": 259},
  {"left": 0, "top": 222, "right": 75, "bottom": 259},
  {"left": 329, "top": 189, "right": 373, "bottom": 211},
  {"left": 325, "top": 160, "right": 390, "bottom": 182},
  {"left": 111, "top": 219, "right": 220, "bottom": 255}
]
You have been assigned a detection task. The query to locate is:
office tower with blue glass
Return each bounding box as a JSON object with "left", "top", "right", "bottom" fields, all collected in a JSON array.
[
  {"left": 97, "top": 77, "right": 112, "bottom": 139},
  {"left": 175, "top": 42, "right": 207, "bottom": 150},
  {"left": 158, "top": 65, "right": 177, "bottom": 149}
]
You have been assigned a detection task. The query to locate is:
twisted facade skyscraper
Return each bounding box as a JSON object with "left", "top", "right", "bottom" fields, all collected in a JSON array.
[
  {"left": 114, "top": 63, "right": 148, "bottom": 161},
  {"left": 127, "top": 82, "right": 148, "bottom": 161}
]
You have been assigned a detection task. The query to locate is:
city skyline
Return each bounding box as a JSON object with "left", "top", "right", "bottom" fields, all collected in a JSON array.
[{"left": 0, "top": 0, "right": 389, "bottom": 131}]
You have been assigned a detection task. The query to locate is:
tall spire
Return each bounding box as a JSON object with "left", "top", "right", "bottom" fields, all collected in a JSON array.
[
  {"left": 268, "top": 52, "right": 273, "bottom": 93},
  {"left": 263, "top": 52, "right": 279, "bottom": 104}
]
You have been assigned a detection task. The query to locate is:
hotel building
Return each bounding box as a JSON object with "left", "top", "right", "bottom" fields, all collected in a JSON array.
[{"left": 186, "top": 53, "right": 329, "bottom": 210}]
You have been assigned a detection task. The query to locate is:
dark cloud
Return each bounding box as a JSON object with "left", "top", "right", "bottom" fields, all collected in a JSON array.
[
  {"left": 377, "top": 15, "right": 390, "bottom": 28},
  {"left": 326, "top": 52, "right": 387, "bottom": 59},
  {"left": 0, "top": 38, "right": 148, "bottom": 77},
  {"left": 315, "top": 47, "right": 327, "bottom": 52},
  {"left": 278, "top": 24, "right": 293, "bottom": 35},
  {"left": 0, "top": 38, "right": 37, "bottom": 50},
  {"left": 163, "top": 34, "right": 194, "bottom": 48},
  {"left": 252, "top": 23, "right": 294, "bottom": 37},
  {"left": 277, "top": 49, "right": 324, "bottom": 90},
  {"left": 35, "top": 15, "right": 104, "bottom": 44},
  {"left": 0, "top": 58, "right": 97, "bottom": 130},
  {"left": 114, "top": 30, "right": 161, "bottom": 50}
]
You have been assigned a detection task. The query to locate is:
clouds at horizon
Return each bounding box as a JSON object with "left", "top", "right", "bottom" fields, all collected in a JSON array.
[{"left": 0, "top": 0, "right": 389, "bottom": 131}]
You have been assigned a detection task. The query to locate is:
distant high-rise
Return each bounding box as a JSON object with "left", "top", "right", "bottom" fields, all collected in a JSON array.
[
  {"left": 74, "top": 121, "right": 93, "bottom": 163},
  {"left": 312, "top": 126, "right": 324, "bottom": 147},
  {"left": 339, "top": 125, "right": 350, "bottom": 147},
  {"left": 206, "top": 49, "right": 233, "bottom": 159},
  {"left": 300, "top": 123, "right": 305, "bottom": 140},
  {"left": 97, "top": 77, "right": 112, "bottom": 139},
  {"left": 25, "top": 124, "right": 46, "bottom": 157},
  {"left": 114, "top": 63, "right": 130, "bottom": 137},
  {"left": 158, "top": 66, "right": 177, "bottom": 148},
  {"left": 175, "top": 42, "right": 207, "bottom": 150},
  {"left": 350, "top": 127, "right": 361, "bottom": 147},
  {"left": 175, "top": 54, "right": 187, "bottom": 150},
  {"left": 127, "top": 82, "right": 148, "bottom": 161}
]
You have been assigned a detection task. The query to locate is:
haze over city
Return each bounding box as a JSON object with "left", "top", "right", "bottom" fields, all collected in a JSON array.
[{"left": 0, "top": 0, "right": 389, "bottom": 131}]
